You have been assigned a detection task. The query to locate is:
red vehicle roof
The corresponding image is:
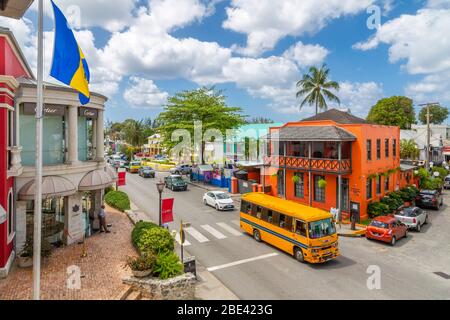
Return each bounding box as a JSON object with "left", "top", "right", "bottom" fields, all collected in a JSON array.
[{"left": 373, "top": 215, "right": 395, "bottom": 223}]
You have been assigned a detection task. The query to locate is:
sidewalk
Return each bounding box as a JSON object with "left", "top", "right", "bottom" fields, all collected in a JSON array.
[
  {"left": 0, "top": 206, "right": 136, "bottom": 300},
  {"left": 336, "top": 221, "right": 367, "bottom": 237},
  {"left": 125, "top": 202, "right": 239, "bottom": 300}
]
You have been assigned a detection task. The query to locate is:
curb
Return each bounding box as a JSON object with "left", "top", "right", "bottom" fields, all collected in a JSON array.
[{"left": 338, "top": 232, "right": 366, "bottom": 238}]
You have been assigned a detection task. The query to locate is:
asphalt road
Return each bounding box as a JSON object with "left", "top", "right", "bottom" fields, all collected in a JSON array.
[{"left": 121, "top": 171, "right": 450, "bottom": 300}]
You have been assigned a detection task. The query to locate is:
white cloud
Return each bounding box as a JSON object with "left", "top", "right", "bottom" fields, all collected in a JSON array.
[
  {"left": 223, "top": 0, "right": 374, "bottom": 56},
  {"left": 337, "top": 81, "right": 384, "bottom": 116},
  {"left": 123, "top": 77, "right": 169, "bottom": 108},
  {"left": 30, "top": 0, "right": 138, "bottom": 32},
  {"left": 283, "top": 42, "right": 329, "bottom": 68},
  {"left": 406, "top": 72, "right": 450, "bottom": 105}
]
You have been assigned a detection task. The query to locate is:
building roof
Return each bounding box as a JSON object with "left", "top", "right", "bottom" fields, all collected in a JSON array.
[
  {"left": 18, "top": 77, "right": 108, "bottom": 101},
  {"left": 0, "top": 27, "right": 35, "bottom": 79},
  {"left": 265, "top": 125, "right": 356, "bottom": 142},
  {"left": 301, "top": 109, "right": 367, "bottom": 124},
  {"left": 0, "top": 0, "right": 33, "bottom": 19}
]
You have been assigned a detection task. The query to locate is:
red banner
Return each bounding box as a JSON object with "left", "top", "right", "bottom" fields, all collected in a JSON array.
[
  {"left": 161, "top": 198, "right": 174, "bottom": 224},
  {"left": 117, "top": 171, "right": 126, "bottom": 186}
]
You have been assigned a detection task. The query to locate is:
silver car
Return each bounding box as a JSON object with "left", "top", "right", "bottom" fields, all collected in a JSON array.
[{"left": 394, "top": 207, "right": 428, "bottom": 232}]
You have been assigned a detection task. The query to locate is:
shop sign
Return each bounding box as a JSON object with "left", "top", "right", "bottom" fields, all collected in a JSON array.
[
  {"left": 161, "top": 198, "right": 174, "bottom": 224},
  {"left": 79, "top": 107, "right": 98, "bottom": 118},
  {"left": 23, "top": 102, "right": 66, "bottom": 116}
]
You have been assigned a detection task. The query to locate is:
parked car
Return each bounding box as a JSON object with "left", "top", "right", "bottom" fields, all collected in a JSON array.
[
  {"left": 366, "top": 216, "right": 408, "bottom": 246},
  {"left": 444, "top": 175, "right": 450, "bottom": 190},
  {"left": 415, "top": 190, "right": 443, "bottom": 210},
  {"left": 127, "top": 161, "right": 141, "bottom": 173},
  {"left": 138, "top": 166, "right": 155, "bottom": 178},
  {"left": 170, "top": 164, "right": 192, "bottom": 175},
  {"left": 394, "top": 207, "right": 428, "bottom": 232},
  {"left": 164, "top": 175, "right": 188, "bottom": 191},
  {"left": 203, "top": 191, "right": 234, "bottom": 211}
]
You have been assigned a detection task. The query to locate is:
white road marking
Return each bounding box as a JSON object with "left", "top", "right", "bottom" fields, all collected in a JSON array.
[
  {"left": 216, "top": 222, "right": 242, "bottom": 236},
  {"left": 207, "top": 253, "right": 279, "bottom": 272},
  {"left": 231, "top": 220, "right": 240, "bottom": 227},
  {"left": 185, "top": 227, "right": 210, "bottom": 243},
  {"left": 201, "top": 225, "right": 227, "bottom": 239},
  {"left": 175, "top": 232, "right": 191, "bottom": 246}
]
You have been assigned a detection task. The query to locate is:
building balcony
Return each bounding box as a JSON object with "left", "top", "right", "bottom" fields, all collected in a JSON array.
[{"left": 264, "top": 155, "right": 352, "bottom": 175}]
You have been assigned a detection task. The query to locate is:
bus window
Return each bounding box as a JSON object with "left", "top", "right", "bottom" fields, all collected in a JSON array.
[
  {"left": 267, "top": 210, "right": 273, "bottom": 223},
  {"left": 279, "top": 214, "right": 285, "bottom": 228},
  {"left": 295, "top": 220, "right": 307, "bottom": 237},
  {"left": 284, "top": 215, "right": 293, "bottom": 232},
  {"left": 255, "top": 206, "right": 263, "bottom": 219},
  {"left": 241, "top": 201, "right": 252, "bottom": 215},
  {"left": 272, "top": 211, "right": 280, "bottom": 226}
]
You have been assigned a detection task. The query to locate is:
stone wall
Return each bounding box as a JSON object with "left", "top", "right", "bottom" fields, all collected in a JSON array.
[{"left": 123, "top": 273, "right": 196, "bottom": 300}]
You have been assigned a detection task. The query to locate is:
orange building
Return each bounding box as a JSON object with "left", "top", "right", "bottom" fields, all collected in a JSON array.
[{"left": 263, "top": 109, "right": 415, "bottom": 222}]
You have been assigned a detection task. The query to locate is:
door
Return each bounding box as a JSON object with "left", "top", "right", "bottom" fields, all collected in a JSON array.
[
  {"left": 277, "top": 170, "right": 284, "bottom": 197},
  {"left": 336, "top": 178, "right": 350, "bottom": 213}
]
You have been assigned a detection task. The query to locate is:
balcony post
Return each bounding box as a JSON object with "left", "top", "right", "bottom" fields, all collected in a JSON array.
[{"left": 338, "top": 142, "right": 342, "bottom": 221}]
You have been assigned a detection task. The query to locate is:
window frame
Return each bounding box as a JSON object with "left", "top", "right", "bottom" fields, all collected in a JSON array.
[
  {"left": 376, "top": 139, "right": 381, "bottom": 160},
  {"left": 385, "top": 138, "right": 389, "bottom": 158},
  {"left": 314, "top": 175, "right": 326, "bottom": 203},
  {"left": 294, "top": 172, "right": 304, "bottom": 198},
  {"left": 393, "top": 139, "right": 397, "bottom": 157},
  {"left": 7, "top": 188, "right": 14, "bottom": 243},
  {"left": 294, "top": 219, "right": 308, "bottom": 237},
  {"left": 366, "top": 178, "right": 373, "bottom": 200},
  {"left": 367, "top": 139, "right": 372, "bottom": 161},
  {"left": 376, "top": 175, "right": 381, "bottom": 195}
]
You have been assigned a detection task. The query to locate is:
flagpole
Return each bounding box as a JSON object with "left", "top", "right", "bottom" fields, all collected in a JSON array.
[{"left": 33, "top": 0, "right": 44, "bottom": 301}]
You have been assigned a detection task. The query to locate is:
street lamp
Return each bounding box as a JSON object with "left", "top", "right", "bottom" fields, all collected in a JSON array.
[{"left": 156, "top": 180, "right": 165, "bottom": 227}]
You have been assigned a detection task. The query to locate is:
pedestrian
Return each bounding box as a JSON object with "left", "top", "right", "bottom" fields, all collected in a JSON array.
[{"left": 98, "top": 204, "right": 110, "bottom": 233}]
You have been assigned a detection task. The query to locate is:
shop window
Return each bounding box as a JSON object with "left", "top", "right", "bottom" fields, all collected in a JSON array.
[
  {"left": 366, "top": 178, "right": 373, "bottom": 200},
  {"left": 367, "top": 140, "right": 372, "bottom": 161},
  {"left": 314, "top": 176, "right": 325, "bottom": 203},
  {"left": 376, "top": 175, "right": 381, "bottom": 194},
  {"left": 385, "top": 139, "right": 389, "bottom": 158},
  {"left": 295, "top": 220, "right": 307, "bottom": 237},
  {"left": 294, "top": 172, "right": 304, "bottom": 198},
  {"left": 376, "top": 139, "right": 381, "bottom": 160}
]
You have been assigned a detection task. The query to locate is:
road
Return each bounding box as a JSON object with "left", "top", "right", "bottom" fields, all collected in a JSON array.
[{"left": 121, "top": 171, "right": 450, "bottom": 299}]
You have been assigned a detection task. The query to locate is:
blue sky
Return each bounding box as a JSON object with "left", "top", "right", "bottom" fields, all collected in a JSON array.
[{"left": 1, "top": 0, "right": 449, "bottom": 124}]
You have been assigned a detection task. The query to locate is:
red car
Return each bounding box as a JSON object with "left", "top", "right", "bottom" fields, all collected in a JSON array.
[{"left": 366, "top": 216, "right": 408, "bottom": 246}]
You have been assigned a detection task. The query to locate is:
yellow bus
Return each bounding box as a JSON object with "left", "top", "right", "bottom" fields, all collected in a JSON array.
[{"left": 240, "top": 193, "right": 339, "bottom": 264}]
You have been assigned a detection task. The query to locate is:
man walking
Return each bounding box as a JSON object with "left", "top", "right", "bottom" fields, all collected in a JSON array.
[{"left": 98, "top": 204, "right": 110, "bottom": 233}]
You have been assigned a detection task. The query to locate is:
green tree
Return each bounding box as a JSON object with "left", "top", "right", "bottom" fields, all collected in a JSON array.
[
  {"left": 157, "top": 87, "right": 245, "bottom": 164},
  {"left": 296, "top": 64, "right": 340, "bottom": 114},
  {"left": 400, "top": 139, "right": 420, "bottom": 160},
  {"left": 122, "top": 119, "right": 146, "bottom": 146},
  {"left": 367, "top": 96, "right": 416, "bottom": 129},
  {"left": 418, "top": 104, "right": 449, "bottom": 125}
]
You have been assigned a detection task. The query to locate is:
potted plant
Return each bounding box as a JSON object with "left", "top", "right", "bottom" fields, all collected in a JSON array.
[
  {"left": 124, "top": 253, "right": 156, "bottom": 278},
  {"left": 18, "top": 237, "right": 52, "bottom": 268},
  {"left": 318, "top": 178, "right": 327, "bottom": 189}
]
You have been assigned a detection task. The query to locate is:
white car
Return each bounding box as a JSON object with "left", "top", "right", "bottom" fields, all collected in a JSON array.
[{"left": 203, "top": 191, "right": 235, "bottom": 211}]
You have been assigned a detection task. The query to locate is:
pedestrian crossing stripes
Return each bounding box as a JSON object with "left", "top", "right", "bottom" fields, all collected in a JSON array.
[
  {"left": 231, "top": 220, "right": 240, "bottom": 227},
  {"left": 185, "top": 227, "right": 210, "bottom": 243},
  {"left": 216, "top": 222, "right": 242, "bottom": 236},
  {"left": 201, "top": 225, "right": 227, "bottom": 239}
]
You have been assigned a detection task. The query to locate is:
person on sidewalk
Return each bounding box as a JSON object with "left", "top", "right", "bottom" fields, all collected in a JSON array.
[{"left": 98, "top": 205, "right": 111, "bottom": 233}]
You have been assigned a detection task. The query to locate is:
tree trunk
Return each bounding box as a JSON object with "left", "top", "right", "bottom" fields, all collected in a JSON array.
[
  {"left": 315, "top": 99, "right": 318, "bottom": 115},
  {"left": 201, "top": 141, "right": 205, "bottom": 165}
]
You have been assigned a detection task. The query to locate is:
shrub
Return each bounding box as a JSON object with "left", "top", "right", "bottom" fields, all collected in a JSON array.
[
  {"left": 153, "top": 251, "right": 183, "bottom": 280},
  {"left": 137, "top": 227, "right": 175, "bottom": 255},
  {"left": 104, "top": 185, "right": 114, "bottom": 195},
  {"left": 381, "top": 196, "right": 398, "bottom": 213},
  {"left": 388, "top": 191, "right": 404, "bottom": 208},
  {"left": 131, "top": 221, "right": 158, "bottom": 247},
  {"left": 432, "top": 166, "right": 449, "bottom": 179},
  {"left": 318, "top": 179, "right": 327, "bottom": 189},
  {"left": 124, "top": 253, "right": 156, "bottom": 271},
  {"left": 368, "top": 202, "right": 390, "bottom": 218},
  {"left": 104, "top": 190, "right": 130, "bottom": 212}
]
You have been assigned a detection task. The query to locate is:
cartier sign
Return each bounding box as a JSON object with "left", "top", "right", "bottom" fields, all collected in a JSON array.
[
  {"left": 78, "top": 107, "right": 98, "bottom": 118},
  {"left": 22, "top": 103, "right": 66, "bottom": 116}
]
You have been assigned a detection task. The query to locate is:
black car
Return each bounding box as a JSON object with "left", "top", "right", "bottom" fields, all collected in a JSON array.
[
  {"left": 415, "top": 190, "right": 443, "bottom": 210},
  {"left": 138, "top": 166, "right": 155, "bottom": 178},
  {"left": 164, "top": 175, "right": 188, "bottom": 191}
]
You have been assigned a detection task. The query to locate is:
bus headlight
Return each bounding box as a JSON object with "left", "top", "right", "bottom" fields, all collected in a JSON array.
[{"left": 311, "top": 249, "right": 319, "bottom": 253}]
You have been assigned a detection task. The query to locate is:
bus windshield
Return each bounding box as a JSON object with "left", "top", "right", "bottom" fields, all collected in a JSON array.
[{"left": 308, "top": 218, "right": 336, "bottom": 239}]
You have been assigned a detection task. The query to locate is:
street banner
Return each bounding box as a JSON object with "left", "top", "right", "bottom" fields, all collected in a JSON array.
[
  {"left": 162, "top": 198, "right": 174, "bottom": 224},
  {"left": 117, "top": 171, "right": 126, "bottom": 186}
]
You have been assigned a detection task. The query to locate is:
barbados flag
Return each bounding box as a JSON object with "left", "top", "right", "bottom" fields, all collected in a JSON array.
[{"left": 50, "top": 0, "right": 90, "bottom": 105}]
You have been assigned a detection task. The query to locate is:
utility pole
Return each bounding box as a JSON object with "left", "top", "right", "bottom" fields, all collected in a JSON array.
[{"left": 418, "top": 103, "right": 440, "bottom": 171}]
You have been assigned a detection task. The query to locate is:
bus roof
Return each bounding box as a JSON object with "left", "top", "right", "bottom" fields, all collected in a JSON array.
[{"left": 241, "top": 193, "right": 332, "bottom": 222}]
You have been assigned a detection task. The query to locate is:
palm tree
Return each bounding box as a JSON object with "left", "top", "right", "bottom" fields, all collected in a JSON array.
[
  {"left": 122, "top": 119, "right": 146, "bottom": 146},
  {"left": 296, "top": 64, "right": 341, "bottom": 115}
]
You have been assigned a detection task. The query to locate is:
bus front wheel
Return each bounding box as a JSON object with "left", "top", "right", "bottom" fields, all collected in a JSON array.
[
  {"left": 253, "top": 229, "right": 261, "bottom": 242},
  {"left": 294, "top": 247, "right": 305, "bottom": 263}
]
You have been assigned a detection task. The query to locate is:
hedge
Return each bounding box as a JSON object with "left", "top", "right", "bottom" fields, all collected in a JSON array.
[
  {"left": 104, "top": 190, "right": 131, "bottom": 212},
  {"left": 131, "top": 221, "right": 158, "bottom": 247},
  {"left": 137, "top": 227, "right": 175, "bottom": 255}
]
